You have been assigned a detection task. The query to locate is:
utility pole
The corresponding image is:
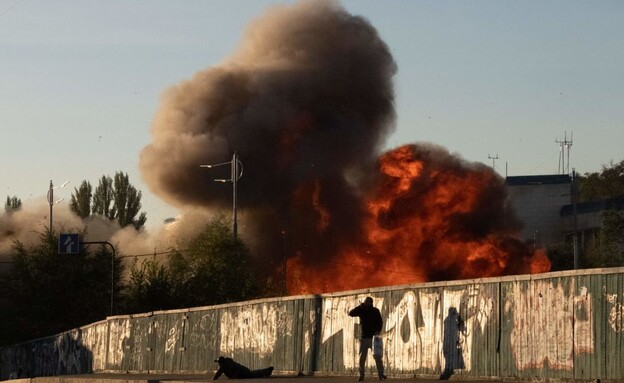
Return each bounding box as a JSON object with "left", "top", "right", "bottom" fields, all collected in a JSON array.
[
  {"left": 488, "top": 153, "right": 499, "bottom": 170},
  {"left": 232, "top": 152, "right": 240, "bottom": 239},
  {"left": 556, "top": 131, "right": 573, "bottom": 174},
  {"left": 47, "top": 180, "right": 69, "bottom": 233},
  {"left": 200, "top": 152, "right": 243, "bottom": 239},
  {"left": 572, "top": 169, "right": 579, "bottom": 269}
]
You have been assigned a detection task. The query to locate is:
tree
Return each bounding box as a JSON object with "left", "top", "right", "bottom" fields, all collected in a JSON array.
[
  {"left": 0, "top": 230, "right": 124, "bottom": 346},
  {"left": 579, "top": 159, "right": 624, "bottom": 202},
  {"left": 112, "top": 172, "right": 147, "bottom": 229},
  {"left": 584, "top": 209, "right": 624, "bottom": 268},
  {"left": 576, "top": 159, "right": 624, "bottom": 268},
  {"left": 92, "top": 175, "right": 115, "bottom": 219},
  {"left": 79, "top": 172, "right": 147, "bottom": 229},
  {"left": 4, "top": 195, "right": 21, "bottom": 213},
  {"left": 121, "top": 216, "right": 264, "bottom": 313},
  {"left": 122, "top": 258, "right": 177, "bottom": 314},
  {"left": 69, "top": 181, "right": 92, "bottom": 218},
  {"left": 169, "top": 216, "right": 259, "bottom": 308}
]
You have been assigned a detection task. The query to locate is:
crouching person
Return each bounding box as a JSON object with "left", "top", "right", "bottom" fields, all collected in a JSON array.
[{"left": 213, "top": 356, "right": 274, "bottom": 380}]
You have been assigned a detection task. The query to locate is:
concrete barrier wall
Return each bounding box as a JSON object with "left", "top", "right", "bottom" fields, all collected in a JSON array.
[{"left": 2, "top": 267, "right": 624, "bottom": 381}]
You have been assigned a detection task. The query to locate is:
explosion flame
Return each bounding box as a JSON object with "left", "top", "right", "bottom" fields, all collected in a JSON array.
[{"left": 139, "top": 0, "right": 550, "bottom": 295}]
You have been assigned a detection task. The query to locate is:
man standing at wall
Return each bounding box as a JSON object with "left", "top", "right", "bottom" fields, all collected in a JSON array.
[{"left": 349, "top": 296, "right": 386, "bottom": 381}]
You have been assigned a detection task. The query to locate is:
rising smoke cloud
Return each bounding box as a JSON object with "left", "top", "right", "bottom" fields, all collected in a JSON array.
[
  {"left": 0, "top": 1, "right": 549, "bottom": 294},
  {"left": 139, "top": 0, "right": 399, "bottom": 271},
  {"left": 132, "top": 0, "right": 548, "bottom": 293},
  {"left": 140, "top": 0, "right": 396, "bottom": 208}
]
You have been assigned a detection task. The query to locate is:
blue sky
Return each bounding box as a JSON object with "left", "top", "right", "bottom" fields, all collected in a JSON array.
[{"left": 1, "top": 0, "right": 623, "bottom": 230}]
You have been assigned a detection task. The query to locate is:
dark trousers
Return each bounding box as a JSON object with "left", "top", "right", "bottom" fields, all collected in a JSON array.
[{"left": 359, "top": 337, "right": 384, "bottom": 378}]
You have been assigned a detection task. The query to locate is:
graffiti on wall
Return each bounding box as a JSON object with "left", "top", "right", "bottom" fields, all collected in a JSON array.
[
  {"left": 316, "top": 286, "right": 495, "bottom": 374},
  {"left": 107, "top": 319, "right": 131, "bottom": 368},
  {"left": 575, "top": 286, "right": 593, "bottom": 354},
  {"left": 605, "top": 291, "right": 624, "bottom": 333},
  {"left": 219, "top": 303, "right": 292, "bottom": 357},
  {"left": 319, "top": 296, "right": 365, "bottom": 369},
  {"left": 505, "top": 279, "right": 594, "bottom": 371},
  {"left": 165, "top": 318, "right": 182, "bottom": 354},
  {"left": 5, "top": 270, "right": 624, "bottom": 381},
  {"left": 83, "top": 322, "right": 108, "bottom": 371},
  {"left": 56, "top": 332, "right": 79, "bottom": 375},
  {"left": 383, "top": 291, "right": 422, "bottom": 372},
  {"left": 304, "top": 307, "right": 316, "bottom": 358},
  {"left": 188, "top": 312, "right": 218, "bottom": 350}
]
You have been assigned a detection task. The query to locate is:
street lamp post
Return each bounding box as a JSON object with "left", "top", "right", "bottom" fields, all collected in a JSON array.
[
  {"left": 47, "top": 180, "right": 69, "bottom": 233},
  {"left": 200, "top": 152, "right": 243, "bottom": 239}
]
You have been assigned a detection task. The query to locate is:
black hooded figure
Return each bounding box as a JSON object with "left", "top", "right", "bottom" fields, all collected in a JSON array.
[
  {"left": 213, "top": 356, "right": 274, "bottom": 380},
  {"left": 349, "top": 296, "right": 386, "bottom": 381}
]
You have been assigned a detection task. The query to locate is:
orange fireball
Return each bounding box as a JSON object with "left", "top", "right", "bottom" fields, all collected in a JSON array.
[{"left": 287, "top": 144, "right": 550, "bottom": 295}]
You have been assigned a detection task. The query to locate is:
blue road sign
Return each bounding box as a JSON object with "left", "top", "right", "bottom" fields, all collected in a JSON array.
[{"left": 59, "top": 233, "right": 80, "bottom": 254}]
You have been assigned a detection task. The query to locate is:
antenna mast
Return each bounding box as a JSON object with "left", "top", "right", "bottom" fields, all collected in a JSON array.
[
  {"left": 488, "top": 153, "right": 499, "bottom": 170},
  {"left": 555, "top": 131, "right": 573, "bottom": 174}
]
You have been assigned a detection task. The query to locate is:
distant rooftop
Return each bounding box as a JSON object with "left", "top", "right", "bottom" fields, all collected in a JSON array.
[
  {"left": 505, "top": 174, "right": 571, "bottom": 186},
  {"left": 561, "top": 197, "right": 624, "bottom": 216}
]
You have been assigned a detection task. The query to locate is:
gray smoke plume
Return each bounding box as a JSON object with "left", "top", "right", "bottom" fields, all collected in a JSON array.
[
  {"left": 139, "top": 0, "right": 397, "bottom": 266},
  {"left": 140, "top": 0, "right": 547, "bottom": 291},
  {"left": 140, "top": 0, "right": 396, "bottom": 207}
]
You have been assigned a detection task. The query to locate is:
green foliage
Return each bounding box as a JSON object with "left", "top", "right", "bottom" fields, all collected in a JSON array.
[
  {"left": 69, "top": 181, "right": 92, "bottom": 218},
  {"left": 0, "top": 215, "right": 263, "bottom": 345},
  {"left": 112, "top": 172, "right": 147, "bottom": 229},
  {"left": 4, "top": 195, "right": 21, "bottom": 213},
  {"left": 92, "top": 175, "right": 115, "bottom": 219},
  {"left": 579, "top": 159, "right": 624, "bottom": 202},
  {"left": 120, "top": 216, "right": 261, "bottom": 313},
  {"left": 169, "top": 216, "right": 260, "bottom": 308},
  {"left": 575, "top": 159, "right": 624, "bottom": 268},
  {"left": 123, "top": 258, "right": 177, "bottom": 314},
  {"left": 0, "top": 231, "right": 123, "bottom": 346},
  {"left": 73, "top": 172, "right": 147, "bottom": 229},
  {"left": 584, "top": 209, "right": 624, "bottom": 268}
]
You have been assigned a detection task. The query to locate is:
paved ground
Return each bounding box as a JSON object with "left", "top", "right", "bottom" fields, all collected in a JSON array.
[{"left": 9, "top": 373, "right": 508, "bottom": 383}]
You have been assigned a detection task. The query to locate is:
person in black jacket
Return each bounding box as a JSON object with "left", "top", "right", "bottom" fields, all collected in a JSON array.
[
  {"left": 212, "top": 356, "right": 274, "bottom": 380},
  {"left": 349, "top": 296, "right": 386, "bottom": 381}
]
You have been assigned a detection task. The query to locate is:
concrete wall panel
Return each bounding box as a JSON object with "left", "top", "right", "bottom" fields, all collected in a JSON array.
[
  {"left": 603, "top": 272, "right": 624, "bottom": 380},
  {"left": 573, "top": 273, "right": 603, "bottom": 380},
  {"left": 3, "top": 267, "right": 624, "bottom": 381},
  {"left": 104, "top": 318, "right": 128, "bottom": 371},
  {"left": 500, "top": 277, "right": 575, "bottom": 379},
  {"left": 80, "top": 322, "right": 108, "bottom": 372},
  {"left": 182, "top": 309, "right": 218, "bottom": 372}
]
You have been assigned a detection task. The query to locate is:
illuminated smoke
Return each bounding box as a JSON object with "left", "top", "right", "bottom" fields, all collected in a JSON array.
[
  {"left": 287, "top": 144, "right": 551, "bottom": 294},
  {"left": 138, "top": 0, "right": 550, "bottom": 294}
]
